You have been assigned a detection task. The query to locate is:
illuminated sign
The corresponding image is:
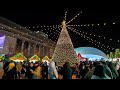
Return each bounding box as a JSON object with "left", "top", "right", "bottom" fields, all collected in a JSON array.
[{"left": 0, "top": 35, "right": 5, "bottom": 50}]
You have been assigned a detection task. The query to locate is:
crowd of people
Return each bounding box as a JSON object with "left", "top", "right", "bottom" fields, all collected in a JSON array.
[{"left": 0, "top": 57, "right": 120, "bottom": 79}]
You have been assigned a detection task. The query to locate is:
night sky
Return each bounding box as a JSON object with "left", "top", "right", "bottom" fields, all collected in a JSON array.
[{"left": 0, "top": 8, "right": 120, "bottom": 54}]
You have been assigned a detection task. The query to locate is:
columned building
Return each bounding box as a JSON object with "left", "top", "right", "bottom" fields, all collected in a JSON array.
[{"left": 0, "top": 16, "right": 55, "bottom": 58}]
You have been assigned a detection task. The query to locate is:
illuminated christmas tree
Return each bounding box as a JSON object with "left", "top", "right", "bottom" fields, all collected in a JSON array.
[{"left": 51, "top": 20, "right": 79, "bottom": 66}]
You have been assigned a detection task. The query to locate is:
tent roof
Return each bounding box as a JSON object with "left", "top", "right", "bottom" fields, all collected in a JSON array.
[
  {"left": 75, "top": 47, "right": 107, "bottom": 59},
  {"left": 29, "top": 55, "right": 40, "bottom": 61},
  {"left": 10, "top": 53, "right": 27, "bottom": 61},
  {"left": 42, "top": 56, "right": 50, "bottom": 61}
]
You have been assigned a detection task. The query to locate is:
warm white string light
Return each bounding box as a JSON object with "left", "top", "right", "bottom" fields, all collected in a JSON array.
[
  {"left": 67, "top": 22, "right": 116, "bottom": 27},
  {"left": 1, "top": 11, "right": 118, "bottom": 51},
  {"left": 69, "top": 26, "right": 119, "bottom": 43},
  {"left": 65, "top": 11, "right": 67, "bottom": 21},
  {"left": 22, "top": 25, "right": 60, "bottom": 29},
  {"left": 1, "top": 27, "right": 55, "bottom": 48},
  {"left": 3, "top": 24, "right": 117, "bottom": 46},
  {"left": 38, "top": 26, "right": 61, "bottom": 42},
  {"left": 66, "top": 11, "right": 82, "bottom": 25},
  {"left": 68, "top": 26, "right": 114, "bottom": 51}
]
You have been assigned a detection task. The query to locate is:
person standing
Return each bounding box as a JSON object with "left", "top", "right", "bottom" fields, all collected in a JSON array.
[
  {"left": 91, "top": 64, "right": 111, "bottom": 79},
  {"left": 62, "top": 62, "right": 72, "bottom": 79},
  {"left": 15, "top": 62, "right": 22, "bottom": 79},
  {"left": 48, "top": 61, "right": 58, "bottom": 79},
  {"left": 5, "top": 62, "right": 16, "bottom": 79},
  {"left": 31, "top": 63, "right": 42, "bottom": 79},
  {"left": 42, "top": 61, "right": 48, "bottom": 79}
]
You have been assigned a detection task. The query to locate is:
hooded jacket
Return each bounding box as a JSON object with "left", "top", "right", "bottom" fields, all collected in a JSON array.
[{"left": 48, "top": 61, "right": 58, "bottom": 79}]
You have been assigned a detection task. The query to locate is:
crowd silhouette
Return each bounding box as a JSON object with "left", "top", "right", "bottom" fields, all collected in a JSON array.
[{"left": 0, "top": 57, "right": 120, "bottom": 79}]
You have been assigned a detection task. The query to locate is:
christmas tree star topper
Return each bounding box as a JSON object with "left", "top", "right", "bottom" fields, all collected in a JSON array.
[{"left": 62, "top": 20, "right": 66, "bottom": 28}]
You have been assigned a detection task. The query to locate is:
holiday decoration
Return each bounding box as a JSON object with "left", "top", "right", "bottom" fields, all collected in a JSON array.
[
  {"left": 115, "top": 49, "right": 120, "bottom": 58},
  {"left": 51, "top": 20, "right": 79, "bottom": 67},
  {"left": 10, "top": 53, "right": 27, "bottom": 62},
  {"left": 107, "top": 48, "right": 120, "bottom": 59},
  {"left": 29, "top": 55, "right": 40, "bottom": 62},
  {"left": 0, "top": 54, "right": 5, "bottom": 61},
  {"left": 42, "top": 56, "right": 50, "bottom": 62},
  {"left": 42, "top": 56, "right": 50, "bottom": 65}
]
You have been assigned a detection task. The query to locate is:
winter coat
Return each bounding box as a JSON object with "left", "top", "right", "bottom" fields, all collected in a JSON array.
[
  {"left": 91, "top": 75, "right": 111, "bottom": 79},
  {"left": 32, "top": 66, "right": 42, "bottom": 79},
  {"left": 16, "top": 64, "right": 22, "bottom": 72},
  {"left": 48, "top": 61, "right": 58, "bottom": 79},
  {"left": 84, "top": 67, "right": 95, "bottom": 79}
]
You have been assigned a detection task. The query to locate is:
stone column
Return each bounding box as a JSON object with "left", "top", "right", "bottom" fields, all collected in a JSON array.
[
  {"left": 49, "top": 49, "right": 52, "bottom": 58},
  {"left": 48, "top": 48, "right": 50, "bottom": 57},
  {"left": 44, "top": 46, "right": 46, "bottom": 56},
  {"left": 38, "top": 46, "right": 41, "bottom": 56},
  {"left": 46, "top": 47, "right": 48, "bottom": 56},
  {"left": 34, "top": 44, "right": 37, "bottom": 54},
  {"left": 28, "top": 43, "right": 31, "bottom": 56},
  {"left": 46, "top": 47, "right": 49, "bottom": 56},
  {"left": 50, "top": 48, "right": 54, "bottom": 58},
  {"left": 21, "top": 40, "right": 25, "bottom": 54},
  {"left": 42, "top": 46, "right": 44, "bottom": 57}
]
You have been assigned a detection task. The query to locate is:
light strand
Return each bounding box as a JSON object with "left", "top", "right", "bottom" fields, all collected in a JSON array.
[
  {"left": 72, "top": 27, "right": 116, "bottom": 42},
  {"left": 65, "top": 11, "right": 67, "bottom": 21},
  {"left": 67, "top": 22, "right": 116, "bottom": 27},
  {"left": 66, "top": 11, "right": 82, "bottom": 25},
  {"left": 68, "top": 27, "right": 114, "bottom": 52}
]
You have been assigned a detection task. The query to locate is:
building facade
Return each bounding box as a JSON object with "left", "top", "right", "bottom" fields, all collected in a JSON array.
[{"left": 0, "top": 16, "right": 55, "bottom": 58}]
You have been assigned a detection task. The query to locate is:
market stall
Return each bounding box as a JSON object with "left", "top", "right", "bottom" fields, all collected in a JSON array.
[
  {"left": 29, "top": 55, "right": 41, "bottom": 63},
  {"left": 9, "top": 53, "right": 27, "bottom": 62},
  {"left": 42, "top": 56, "right": 50, "bottom": 65}
]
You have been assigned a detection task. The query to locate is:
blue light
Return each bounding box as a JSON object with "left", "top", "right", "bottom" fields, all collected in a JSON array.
[
  {"left": 75, "top": 47, "right": 107, "bottom": 61},
  {"left": 0, "top": 35, "right": 5, "bottom": 50}
]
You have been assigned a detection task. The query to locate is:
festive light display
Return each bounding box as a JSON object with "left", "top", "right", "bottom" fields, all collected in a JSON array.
[
  {"left": 65, "top": 11, "right": 67, "bottom": 21},
  {"left": 1, "top": 10, "right": 118, "bottom": 55},
  {"left": 10, "top": 53, "right": 27, "bottom": 62},
  {"left": 67, "top": 26, "right": 114, "bottom": 52},
  {"left": 70, "top": 27, "right": 115, "bottom": 42},
  {"left": 75, "top": 47, "right": 107, "bottom": 61},
  {"left": 42, "top": 56, "right": 50, "bottom": 65},
  {"left": 107, "top": 49, "right": 120, "bottom": 59},
  {"left": 29, "top": 55, "right": 41, "bottom": 62},
  {"left": 18, "top": 21, "right": 116, "bottom": 29},
  {"left": 66, "top": 11, "right": 82, "bottom": 25},
  {"left": 51, "top": 21, "right": 79, "bottom": 66},
  {"left": 42, "top": 56, "right": 50, "bottom": 61},
  {"left": 67, "top": 22, "right": 116, "bottom": 27}
]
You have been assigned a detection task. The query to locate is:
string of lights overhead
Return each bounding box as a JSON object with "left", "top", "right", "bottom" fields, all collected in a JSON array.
[
  {"left": 67, "top": 22, "right": 116, "bottom": 27},
  {"left": 30, "top": 24, "right": 118, "bottom": 53},
  {"left": 0, "top": 26, "right": 56, "bottom": 47},
  {"left": 37, "top": 24, "right": 118, "bottom": 52},
  {"left": 18, "top": 20, "right": 116, "bottom": 29},
  {"left": 66, "top": 11, "right": 82, "bottom": 25},
  {"left": 1, "top": 10, "right": 119, "bottom": 53},
  {"left": 1, "top": 23, "right": 118, "bottom": 50},
  {"left": 37, "top": 24, "right": 115, "bottom": 53},
  {"left": 64, "top": 11, "right": 67, "bottom": 21},
  {"left": 68, "top": 26, "right": 120, "bottom": 43},
  {"left": 67, "top": 26, "right": 115, "bottom": 52},
  {"left": 25, "top": 25, "right": 118, "bottom": 44}
]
